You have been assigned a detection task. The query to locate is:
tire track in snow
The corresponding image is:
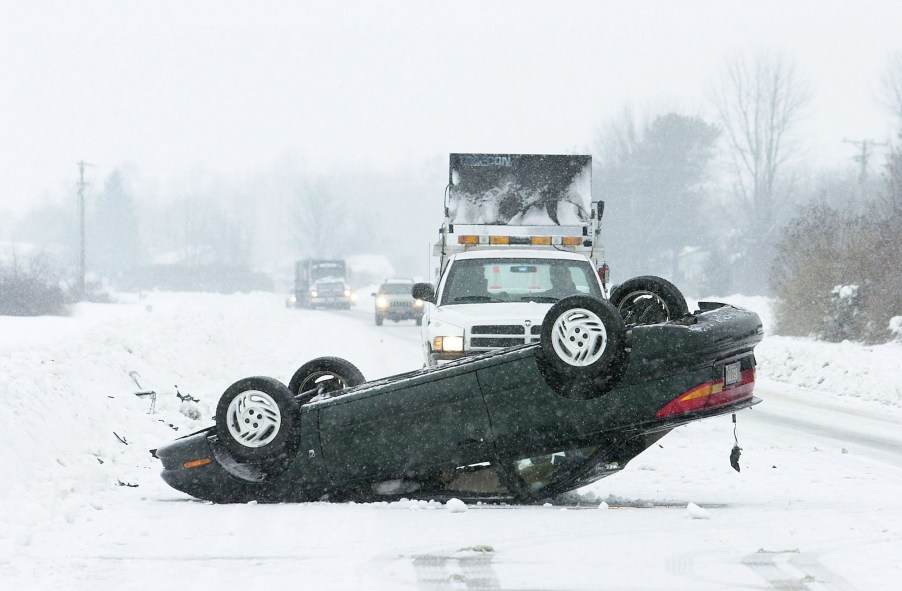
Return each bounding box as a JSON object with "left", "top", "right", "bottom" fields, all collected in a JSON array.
[{"left": 743, "top": 549, "right": 856, "bottom": 591}]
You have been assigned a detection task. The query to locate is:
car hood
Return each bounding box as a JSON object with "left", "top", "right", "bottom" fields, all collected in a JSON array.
[{"left": 431, "top": 301, "right": 554, "bottom": 328}]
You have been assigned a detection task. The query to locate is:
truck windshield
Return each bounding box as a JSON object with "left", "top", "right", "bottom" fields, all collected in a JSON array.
[
  {"left": 440, "top": 258, "right": 602, "bottom": 305},
  {"left": 311, "top": 264, "right": 344, "bottom": 282}
]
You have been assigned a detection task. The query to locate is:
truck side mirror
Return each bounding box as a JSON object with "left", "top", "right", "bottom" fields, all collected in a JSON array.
[{"left": 412, "top": 282, "right": 436, "bottom": 304}]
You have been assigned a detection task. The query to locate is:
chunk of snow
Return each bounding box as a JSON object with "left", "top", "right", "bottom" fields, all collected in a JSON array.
[
  {"left": 445, "top": 498, "right": 468, "bottom": 513},
  {"left": 890, "top": 316, "right": 902, "bottom": 341},
  {"left": 685, "top": 502, "right": 710, "bottom": 519}
]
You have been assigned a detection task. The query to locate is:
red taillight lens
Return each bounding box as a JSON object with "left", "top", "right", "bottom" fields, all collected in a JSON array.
[{"left": 656, "top": 369, "right": 755, "bottom": 418}]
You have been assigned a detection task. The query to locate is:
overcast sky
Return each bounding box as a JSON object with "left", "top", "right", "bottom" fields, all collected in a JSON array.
[{"left": 1, "top": 1, "right": 900, "bottom": 218}]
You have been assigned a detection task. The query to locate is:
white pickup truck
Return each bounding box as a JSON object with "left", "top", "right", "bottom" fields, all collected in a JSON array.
[{"left": 413, "top": 153, "right": 611, "bottom": 366}]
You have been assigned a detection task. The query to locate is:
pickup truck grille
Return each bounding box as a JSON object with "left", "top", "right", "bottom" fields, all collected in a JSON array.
[
  {"left": 472, "top": 325, "right": 525, "bottom": 334},
  {"left": 469, "top": 324, "right": 539, "bottom": 350}
]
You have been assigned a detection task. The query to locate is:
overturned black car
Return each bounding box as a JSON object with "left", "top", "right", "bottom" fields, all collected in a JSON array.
[{"left": 154, "top": 278, "right": 763, "bottom": 504}]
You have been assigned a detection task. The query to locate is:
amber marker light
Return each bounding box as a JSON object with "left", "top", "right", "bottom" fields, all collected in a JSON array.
[{"left": 183, "top": 458, "right": 212, "bottom": 469}]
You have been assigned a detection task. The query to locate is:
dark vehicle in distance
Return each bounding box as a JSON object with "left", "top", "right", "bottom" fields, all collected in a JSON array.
[
  {"left": 373, "top": 278, "right": 424, "bottom": 326},
  {"left": 154, "top": 278, "right": 763, "bottom": 504}
]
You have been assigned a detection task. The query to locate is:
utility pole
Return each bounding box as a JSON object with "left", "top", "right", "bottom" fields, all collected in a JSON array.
[
  {"left": 842, "top": 138, "right": 888, "bottom": 188},
  {"left": 76, "top": 161, "right": 93, "bottom": 300}
]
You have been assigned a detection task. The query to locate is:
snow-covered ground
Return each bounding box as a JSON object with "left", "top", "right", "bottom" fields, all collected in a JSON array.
[{"left": 1, "top": 291, "right": 900, "bottom": 590}]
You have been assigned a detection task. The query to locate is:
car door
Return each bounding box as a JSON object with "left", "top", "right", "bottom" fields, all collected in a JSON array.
[
  {"left": 476, "top": 353, "right": 603, "bottom": 458},
  {"left": 316, "top": 370, "right": 494, "bottom": 485}
]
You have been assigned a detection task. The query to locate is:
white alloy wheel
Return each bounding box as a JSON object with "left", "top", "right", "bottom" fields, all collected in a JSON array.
[
  {"left": 225, "top": 389, "right": 282, "bottom": 448},
  {"left": 550, "top": 307, "right": 608, "bottom": 367}
]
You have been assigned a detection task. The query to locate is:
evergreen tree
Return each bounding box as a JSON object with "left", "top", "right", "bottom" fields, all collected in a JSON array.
[
  {"left": 89, "top": 169, "right": 143, "bottom": 280},
  {"left": 595, "top": 112, "right": 720, "bottom": 292}
]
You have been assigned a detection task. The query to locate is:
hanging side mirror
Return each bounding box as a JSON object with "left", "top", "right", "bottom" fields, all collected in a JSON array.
[{"left": 412, "top": 283, "right": 436, "bottom": 304}]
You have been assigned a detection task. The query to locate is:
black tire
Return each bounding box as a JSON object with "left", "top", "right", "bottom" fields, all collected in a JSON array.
[
  {"left": 215, "top": 376, "right": 300, "bottom": 463},
  {"left": 375, "top": 314, "right": 384, "bottom": 326},
  {"left": 608, "top": 275, "right": 689, "bottom": 326},
  {"left": 415, "top": 316, "right": 423, "bottom": 326},
  {"left": 539, "top": 295, "right": 626, "bottom": 380},
  {"left": 288, "top": 356, "right": 366, "bottom": 404}
]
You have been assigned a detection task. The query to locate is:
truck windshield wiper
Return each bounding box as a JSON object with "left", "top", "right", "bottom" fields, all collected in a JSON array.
[
  {"left": 521, "top": 296, "right": 560, "bottom": 303},
  {"left": 451, "top": 295, "right": 504, "bottom": 303}
]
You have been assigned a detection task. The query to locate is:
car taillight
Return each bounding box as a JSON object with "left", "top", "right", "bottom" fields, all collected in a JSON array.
[{"left": 656, "top": 369, "right": 755, "bottom": 418}]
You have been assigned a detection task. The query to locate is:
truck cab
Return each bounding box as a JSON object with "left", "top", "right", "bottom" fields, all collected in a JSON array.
[
  {"left": 290, "top": 259, "right": 352, "bottom": 309},
  {"left": 415, "top": 248, "right": 605, "bottom": 366}
]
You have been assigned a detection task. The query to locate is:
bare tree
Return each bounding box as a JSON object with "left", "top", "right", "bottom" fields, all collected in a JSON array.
[
  {"left": 879, "top": 53, "right": 902, "bottom": 216},
  {"left": 712, "top": 51, "right": 810, "bottom": 293},
  {"left": 291, "top": 178, "right": 351, "bottom": 258},
  {"left": 881, "top": 52, "right": 902, "bottom": 131},
  {"left": 882, "top": 130, "right": 902, "bottom": 217}
]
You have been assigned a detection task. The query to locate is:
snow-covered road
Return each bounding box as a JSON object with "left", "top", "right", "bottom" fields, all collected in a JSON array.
[{"left": 2, "top": 291, "right": 901, "bottom": 590}]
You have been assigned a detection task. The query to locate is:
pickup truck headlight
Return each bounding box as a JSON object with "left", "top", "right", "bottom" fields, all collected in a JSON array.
[
  {"left": 376, "top": 296, "right": 389, "bottom": 309},
  {"left": 433, "top": 336, "right": 464, "bottom": 352},
  {"left": 414, "top": 299, "right": 424, "bottom": 308}
]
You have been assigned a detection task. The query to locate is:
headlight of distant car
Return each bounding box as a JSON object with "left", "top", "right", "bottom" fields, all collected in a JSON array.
[
  {"left": 310, "top": 290, "right": 318, "bottom": 298},
  {"left": 344, "top": 288, "right": 352, "bottom": 297},
  {"left": 376, "top": 296, "right": 389, "bottom": 309},
  {"left": 288, "top": 294, "right": 297, "bottom": 305},
  {"left": 413, "top": 299, "right": 424, "bottom": 308},
  {"left": 433, "top": 336, "right": 464, "bottom": 352}
]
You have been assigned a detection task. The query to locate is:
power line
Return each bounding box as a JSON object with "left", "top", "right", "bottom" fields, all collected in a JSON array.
[{"left": 842, "top": 137, "right": 888, "bottom": 186}]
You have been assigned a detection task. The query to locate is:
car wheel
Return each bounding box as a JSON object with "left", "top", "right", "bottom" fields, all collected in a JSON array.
[
  {"left": 608, "top": 276, "right": 689, "bottom": 326},
  {"left": 288, "top": 356, "right": 366, "bottom": 404},
  {"left": 540, "top": 295, "right": 626, "bottom": 379},
  {"left": 215, "top": 376, "right": 300, "bottom": 463},
  {"left": 375, "top": 314, "right": 384, "bottom": 326}
]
